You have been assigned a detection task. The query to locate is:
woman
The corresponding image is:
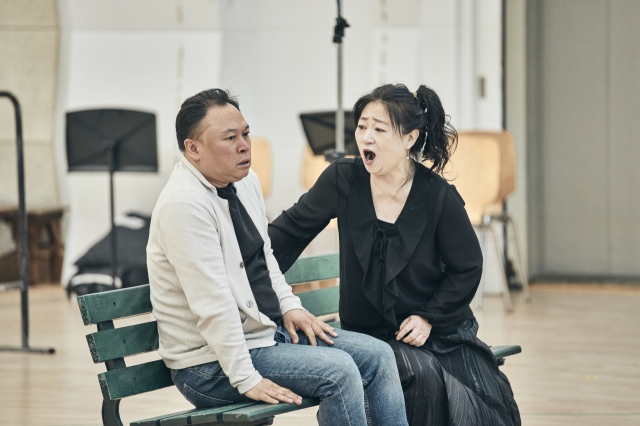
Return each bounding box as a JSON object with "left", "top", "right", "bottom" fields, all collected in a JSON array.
[{"left": 268, "top": 84, "right": 521, "bottom": 425}]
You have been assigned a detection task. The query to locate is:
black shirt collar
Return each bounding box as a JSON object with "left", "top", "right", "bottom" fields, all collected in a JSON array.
[{"left": 347, "top": 160, "right": 433, "bottom": 284}]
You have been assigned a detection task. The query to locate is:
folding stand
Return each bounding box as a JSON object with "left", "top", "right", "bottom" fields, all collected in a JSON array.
[
  {"left": 0, "top": 91, "right": 54, "bottom": 354},
  {"left": 306, "top": 0, "right": 352, "bottom": 163},
  {"left": 299, "top": 111, "right": 358, "bottom": 157},
  {"left": 65, "top": 109, "right": 157, "bottom": 290}
]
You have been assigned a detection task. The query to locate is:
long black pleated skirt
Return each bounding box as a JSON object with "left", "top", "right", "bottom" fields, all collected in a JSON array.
[{"left": 386, "top": 320, "right": 521, "bottom": 426}]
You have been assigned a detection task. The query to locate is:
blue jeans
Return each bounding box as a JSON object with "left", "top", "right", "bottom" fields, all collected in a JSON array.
[{"left": 171, "top": 325, "right": 408, "bottom": 426}]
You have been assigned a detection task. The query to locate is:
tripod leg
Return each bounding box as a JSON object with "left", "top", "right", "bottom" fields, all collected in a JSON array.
[
  {"left": 475, "top": 223, "right": 489, "bottom": 309},
  {"left": 507, "top": 216, "right": 531, "bottom": 302},
  {"left": 488, "top": 224, "right": 512, "bottom": 312}
]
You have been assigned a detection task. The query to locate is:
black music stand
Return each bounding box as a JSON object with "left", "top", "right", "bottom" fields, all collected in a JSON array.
[
  {"left": 66, "top": 109, "right": 157, "bottom": 289},
  {"left": 299, "top": 111, "right": 358, "bottom": 161}
]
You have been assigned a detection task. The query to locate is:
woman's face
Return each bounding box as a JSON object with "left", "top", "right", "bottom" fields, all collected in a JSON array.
[{"left": 355, "top": 101, "right": 416, "bottom": 177}]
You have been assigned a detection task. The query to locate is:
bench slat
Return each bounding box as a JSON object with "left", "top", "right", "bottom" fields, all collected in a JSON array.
[
  {"left": 130, "top": 402, "right": 258, "bottom": 426},
  {"left": 327, "top": 320, "right": 341, "bottom": 329},
  {"left": 491, "top": 345, "right": 521, "bottom": 359},
  {"left": 99, "top": 359, "right": 173, "bottom": 400},
  {"left": 173, "top": 402, "right": 257, "bottom": 425},
  {"left": 78, "top": 284, "right": 152, "bottom": 325},
  {"left": 87, "top": 321, "right": 159, "bottom": 363},
  {"left": 297, "top": 286, "right": 340, "bottom": 317},
  {"left": 132, "top": 408, "right": 199, "bottom": 426},
  {"left": 284, "top": 253, "right": 339, "bottom": 284},
  {"left": 222, "top": 398, "right": 319, "bottom": 422}
]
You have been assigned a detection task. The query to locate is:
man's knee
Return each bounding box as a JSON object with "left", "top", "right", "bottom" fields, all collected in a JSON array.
[
  {"left": 365, "top": 341, "right": 399, "bottom": 375},
  {"left": 326, "top": 350, "right": 361, "bottom": 382}
]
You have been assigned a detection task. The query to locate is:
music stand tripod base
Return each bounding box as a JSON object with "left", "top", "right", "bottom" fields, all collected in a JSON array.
[{"left": 0, "top": 345, "right": 55, "bottom": 354}]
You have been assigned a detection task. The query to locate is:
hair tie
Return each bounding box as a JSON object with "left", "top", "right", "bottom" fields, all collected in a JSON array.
[{"left": 413, "top": 91, "right": 428, "bottom": 113}]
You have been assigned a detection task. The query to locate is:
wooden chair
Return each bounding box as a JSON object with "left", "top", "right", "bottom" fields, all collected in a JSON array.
[
  {"left": 297, "top": 146, "right": 339, "bottom": 293},
  {"left": 77, "top": 253, "right": 521, "bottom": 426},
  {"left": 301, "top": 145, "right": 331, "bottom": 193},
  {"left": 443, "top": 133, "right": 513, "bottom": 311},
  {"left": 250, "top": 137, "right": 272, "bottom": 200},
  {"left": 301, "top": 145, "right": 357, "bottom": 228},
  {"left": 470, "top": 131, "right": 531, "bottom": 306}
]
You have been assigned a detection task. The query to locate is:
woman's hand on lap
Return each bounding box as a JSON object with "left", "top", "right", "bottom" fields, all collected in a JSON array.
[{"left": 396, "top": 315, "right": 432, "bottom": 347}]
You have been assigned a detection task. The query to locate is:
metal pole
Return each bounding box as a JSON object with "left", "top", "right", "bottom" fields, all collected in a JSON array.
[
  {"left": 336, "top": 42, "right": 345, "bottom": 153},
  {"left": 0, "top": 91, "right": 54, "bottom": 354},
  {"left": 108, "top": 144, "right": 117, "bottom": 288},
  {"left": 16, "top": 99, "right": 29, "bottom": 349},
  {"left": 8, "top": 94, "right": 28, "bottom": 347},
  {"left": 0, "top": 92, "right": 29, "bottom": 347},
  {"left": 327, "top": 0, "right": 349, "bottom": 162},
  {"left": 501, "top": 0, "right": 510, "bottom": 283}
]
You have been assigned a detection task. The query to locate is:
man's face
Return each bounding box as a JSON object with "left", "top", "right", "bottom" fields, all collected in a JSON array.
[{"left": 184, "top": 103, "right": 252, "bottom": 187}]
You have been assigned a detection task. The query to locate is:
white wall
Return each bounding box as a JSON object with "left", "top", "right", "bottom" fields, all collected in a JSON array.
[
  {"left": 55, "top": 0, "right": 507, "bottom": 292},
  {"left": 0, "top": 1, "right": 59, "bottom": 208},
  {"left": 56, "top": 0, "right": 223, "bottom": 283}
]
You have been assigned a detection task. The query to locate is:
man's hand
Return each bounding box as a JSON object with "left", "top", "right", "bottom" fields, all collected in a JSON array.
[
  {"left": 396, "top": 315, "right": 432, "bottom": 347},
  {"left": 244, "top": 378, "right": 302, "bottom": 405},
  {"left": 282, "top": 309, "right": 338, "bottom": 346}
]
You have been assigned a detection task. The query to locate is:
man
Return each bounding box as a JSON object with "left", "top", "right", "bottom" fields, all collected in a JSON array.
[{"left": 147, "top": 88, "right": 408, "bottom": 426}]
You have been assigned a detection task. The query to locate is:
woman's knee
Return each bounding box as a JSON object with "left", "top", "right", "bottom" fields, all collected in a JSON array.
[{"left": 389, "top": 342, "right": 443, "bottom": 387}]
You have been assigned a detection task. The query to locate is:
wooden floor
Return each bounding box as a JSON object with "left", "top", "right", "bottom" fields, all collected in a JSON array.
[{"left": 1, "top": 283, "right": 639, "bottom": 426}]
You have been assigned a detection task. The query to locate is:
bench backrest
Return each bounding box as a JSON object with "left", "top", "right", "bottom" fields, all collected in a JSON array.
[{"left": 78, "top": 253, "right": 340, "bottom": 402}]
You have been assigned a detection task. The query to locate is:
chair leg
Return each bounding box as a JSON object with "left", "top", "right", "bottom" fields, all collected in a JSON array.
[
  {"left": 506, "top": 216, "right": 531, "bottom": 302},
  {"left": 487, "top": 224, "right": 512, "bottom": 312}
]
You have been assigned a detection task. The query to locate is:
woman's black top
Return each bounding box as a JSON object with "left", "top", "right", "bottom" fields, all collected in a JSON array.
[
  {"left": 217, "top": 184, "right": 282, "bottom": 325},
  {"left": 268, "top": 158, "right": 482, "bottom": 338}
]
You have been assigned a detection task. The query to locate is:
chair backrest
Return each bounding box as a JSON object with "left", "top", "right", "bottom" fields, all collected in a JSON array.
[
  {"left": 250, "top": 137, "right": 272, "bottom": 199},
  {"left": 459, "top": 131, "right": 517, "bottom": 216},
  {"left": 301, "top": 146, "right": 338, "bottom": 230},
  {"left": 301, "top": 145, "right": 330, "bottom": 191},
  {"left": 77, "top": 253, "right": 340, "bottom": 401},
  {"left": 442, "top": 133, "right": 501, "bottom": 225}
]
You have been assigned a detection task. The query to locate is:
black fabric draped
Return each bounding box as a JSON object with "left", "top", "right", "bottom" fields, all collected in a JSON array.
[
  {"left": 365, "top": 219, "right": 400, "bottom": 329},
  {"left": 389, "top": 320, "right": 520, "bottom": 426}
]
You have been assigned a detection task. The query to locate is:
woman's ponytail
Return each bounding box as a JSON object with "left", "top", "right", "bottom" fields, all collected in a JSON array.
[{"left": 413, "top": 85, "right": 457, "bottom": 175}]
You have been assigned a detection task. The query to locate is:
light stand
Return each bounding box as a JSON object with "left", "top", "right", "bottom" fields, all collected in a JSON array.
[
  {"left": 324, "top": 0, "right": 350, "bottom": 163},
  {"left": 0, "top": 91, "right": 55, "bottom": 354}
]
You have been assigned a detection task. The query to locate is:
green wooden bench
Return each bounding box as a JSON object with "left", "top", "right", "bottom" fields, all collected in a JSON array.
[{"left": 78, "top": 253, "right": 521, "bottom": 426}]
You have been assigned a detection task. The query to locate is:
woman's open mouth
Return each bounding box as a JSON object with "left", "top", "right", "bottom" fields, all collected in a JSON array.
[
  {"left": 238, "top": 159, "right": 251, "bottom": 167},
  {"left": 363, "top": 149, "right": 376, "bottom": 165}
]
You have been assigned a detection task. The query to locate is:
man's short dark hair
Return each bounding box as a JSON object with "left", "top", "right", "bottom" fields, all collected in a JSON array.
[{"left": 175, "top": 88, "right": 240, "bottom": 152}]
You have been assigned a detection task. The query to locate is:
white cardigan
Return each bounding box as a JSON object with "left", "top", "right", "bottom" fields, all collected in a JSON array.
[{"left": 147, "top": 155, "right": 303, "bottom": 394}]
